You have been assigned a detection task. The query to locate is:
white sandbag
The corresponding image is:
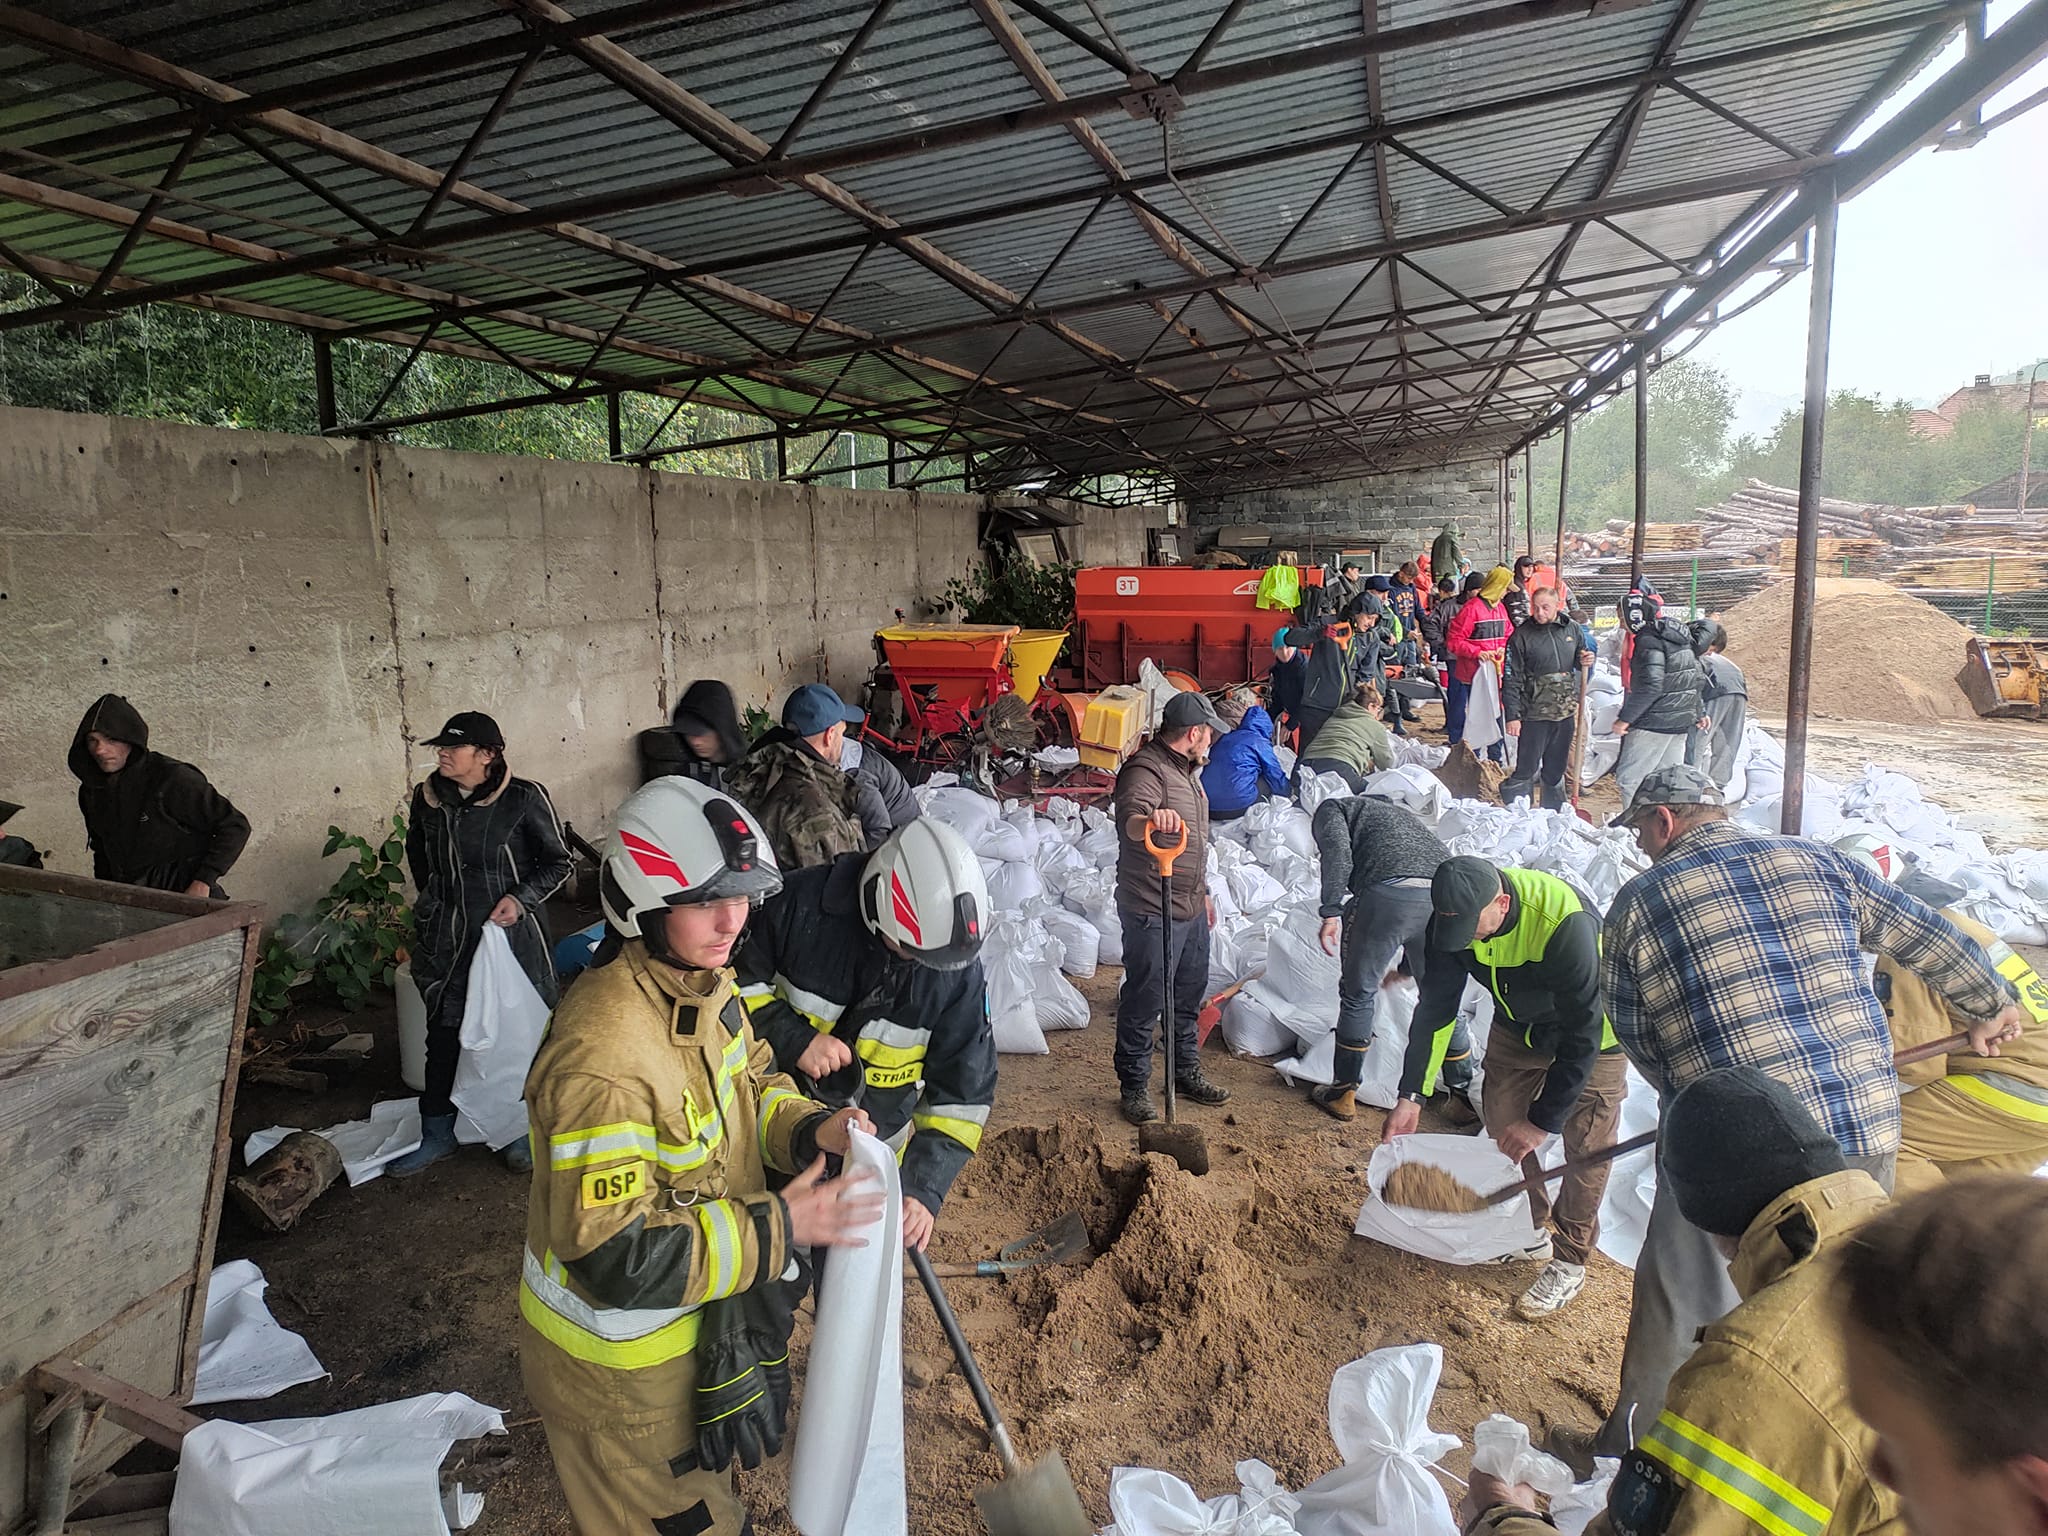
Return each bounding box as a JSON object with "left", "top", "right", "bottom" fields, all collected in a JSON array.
[
  {"left": 1246, "top": 909, "right": 1342, "bottom": 1042},
  {"left": 171, "top": 1393, "right": 505, "bottom": 1536},
  {"left": 1595, "top": 1064, "right": 1661, "bottom": 1270},
  {"left": 1035, "top": 961, "right": 1092, "bottom": 1032},
  {"left": 1299, "top": 770, "right": 1354, "bottom": 814},
  {"left": 985, "top": 923, "right": 1048, "bottom": 1054},
  {"left": 919, "top": 786, "right": 1002, "bottom": 845},
  {"left": 451, "top": 924, "right": 551, "bottom": 1151},
  {"left": 1001, "top": 802, "right": 1042, "bottom": 860},
  {"left": 1034, "top": 838, "right": 1090, "bottom": 897},
  {"left": 1579, "top": 735, "right": 1620, "bottom": 787},
  {"left": 1273, "top": 1030, "right": 1336, "bottom": 1086},
  {"left": 1293, "top": 1345, "right": 1460, "bottom": 1536},
  {"left": 1471, "top": 1415, "right": 1573, "bottom": 1496},
  {"left": 1462, "top": 663, "right": 1503, "bottom": 751},
  {"left": 1079, "top": 821, "right": 1121, "bottom": 867},
  {"left": 1224, "top": 860, "right": 1286, "bottom": 914},
  {"left": 1208, "top": 865, "right": 1242, "bottom": 924},
  {"left": 1353, "top": 981, "right": 1420, "bottom": 1111},
  {"left": 1390, "top": 737, "right": 1449, "bottom": 770},
  {"left": 1095, "top": 903, "right": 1126, "bottom": 967},
  {"left": 1042, "top": 906, "right": 1101, "bottom": 979},
  {"left": 191, "top": 1260, "right": 327, "bottom": 1407},
  {"left": 789, "top": 1129, "right": 907, "bottom": 1535},
  {"left": 1358, "top": 764, "right": 1448, "bottom": 821},
  {"left": 1221, "top": 990, "right": 1295, "bottom": 1058},
  {"left": 985, "top": 857, "right": 1045, "bottom": 915},
  {"left": 1353, "top": 1134, "right": 1543, "bottom": 1265},
  {"left": 1550, "top": 1460, "right": 1622, "bottom": 1536},
  {"left": 1108, "top": 1462, "right": 1301, "bottom": 1536}
]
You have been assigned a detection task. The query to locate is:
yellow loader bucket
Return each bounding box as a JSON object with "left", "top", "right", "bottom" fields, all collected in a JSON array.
[{"left": 1006, "top": 629, "right": 1068, "bottom": 704}]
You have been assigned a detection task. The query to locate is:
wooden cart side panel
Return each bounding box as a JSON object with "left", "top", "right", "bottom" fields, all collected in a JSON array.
[{"left": 178, "top": 917, "right": 259, "bottom": 1397}]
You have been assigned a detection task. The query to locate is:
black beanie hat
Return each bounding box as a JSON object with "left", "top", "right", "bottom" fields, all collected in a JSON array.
[{"left": 1661, "top": 1068, "right": 1846, "bottom": 1238}]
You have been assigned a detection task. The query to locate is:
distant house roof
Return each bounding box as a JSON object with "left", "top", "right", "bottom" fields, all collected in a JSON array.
[
  {"left": 1963, "top": 469, "right": 2048, "bottom": 511},
  {"left": 1912, "top": 375, "right": 2041, "bottom": 438}
]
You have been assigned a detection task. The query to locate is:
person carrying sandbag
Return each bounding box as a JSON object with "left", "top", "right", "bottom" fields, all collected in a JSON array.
[{"left": 736, "top": 818, "right": 997, "bottom": 1254}]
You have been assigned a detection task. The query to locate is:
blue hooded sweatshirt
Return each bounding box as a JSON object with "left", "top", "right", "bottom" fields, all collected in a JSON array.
[{"left": 1202, "top": 704, "right": 1290, "bottom": 816}]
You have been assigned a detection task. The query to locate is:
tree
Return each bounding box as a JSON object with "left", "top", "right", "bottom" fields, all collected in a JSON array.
[
  {"left": 1524, "top": 357, "right": 1740, "bottom": 538},
  {"left": 1730, "top": 389, "right": 2031, "bottom": 506}
]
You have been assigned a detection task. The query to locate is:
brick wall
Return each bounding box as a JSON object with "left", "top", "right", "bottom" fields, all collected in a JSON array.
[{"left": 1188, "top": 459, "right": 1513, "bottom": 571}]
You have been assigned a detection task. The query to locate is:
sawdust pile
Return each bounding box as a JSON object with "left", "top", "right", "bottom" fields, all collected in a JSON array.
[
  {"left": 1382, "top": 1162, "right": 1485, "bottom": 1213},
  {"left": 1719, "top": 577, "right": 1976, "bottom": 724}
]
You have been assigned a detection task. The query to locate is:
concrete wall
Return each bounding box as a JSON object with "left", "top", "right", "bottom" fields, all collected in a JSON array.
[
  {"left": 1188, "top": 460, "right": 1511, "bottom": 570},
  {"left": 0, "top": 404, "right": 1162, "bottom": 914}
]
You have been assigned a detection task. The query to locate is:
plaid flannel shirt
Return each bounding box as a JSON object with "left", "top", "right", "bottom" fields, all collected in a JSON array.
[{"left": 1603, "top": 820, "right": 2013, "bottom": 1157}]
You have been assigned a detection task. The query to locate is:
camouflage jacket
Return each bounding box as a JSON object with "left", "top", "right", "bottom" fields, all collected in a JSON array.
[{"left": 725, "top": 730, "right": 869, "bottom": 871}]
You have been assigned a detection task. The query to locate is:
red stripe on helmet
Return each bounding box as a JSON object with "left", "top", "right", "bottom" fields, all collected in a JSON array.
[
  {"left": 889, "top": 870, "right": 923, "bottom": 944},
  {"left": 619, "top": 829, "right": 689, "bottom": 887}
]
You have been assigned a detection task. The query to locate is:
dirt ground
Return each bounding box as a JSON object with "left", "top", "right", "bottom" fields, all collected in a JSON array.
[{"left": 205, "top": 962, "right": 1629, "bottom": 1536}]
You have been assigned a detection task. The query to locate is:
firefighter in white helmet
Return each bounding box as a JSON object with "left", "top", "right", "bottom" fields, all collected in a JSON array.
[
  {"left": 1835, "top": 833, "right": 2043, "bottom": 1195},
  {"left": 520, "top": 776, "right": 881, "bottom": 1536},
  {"left": 737, "top": 816, "right": 998, "bottom": 1252}
]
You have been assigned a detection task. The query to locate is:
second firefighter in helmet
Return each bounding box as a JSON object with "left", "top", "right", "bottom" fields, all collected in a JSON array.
[
  {"left": 520, "top": 776, "right": 881, "bottom": 1536},
  {"left": 739, "top": 816, "right": 997, "bottom": 1252}
]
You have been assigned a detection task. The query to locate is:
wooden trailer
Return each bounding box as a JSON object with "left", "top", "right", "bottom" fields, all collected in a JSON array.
[{"left": 0, "top": 866, "right": 261, "bottom": 1534}]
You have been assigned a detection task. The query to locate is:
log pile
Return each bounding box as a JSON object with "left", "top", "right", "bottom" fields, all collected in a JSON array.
[{"left": 1770, "top": 536, "right": 1887, "bottom": 576}]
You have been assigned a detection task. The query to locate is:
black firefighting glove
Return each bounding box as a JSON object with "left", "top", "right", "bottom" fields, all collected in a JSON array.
[{"left": 687, "top": 1269, "right": 803, "bottom": 1473}]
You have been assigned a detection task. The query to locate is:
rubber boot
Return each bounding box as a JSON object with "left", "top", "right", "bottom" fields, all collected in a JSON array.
[
  {"left": 500, "top": 1133, "right": 533, "bottom": 1174},
  {"left": 388, "top": 1112, "right": 458, "bottom": 1178},
  {"left": 1311, "top": 1038, "right": 1371, "bottom": 1120}
]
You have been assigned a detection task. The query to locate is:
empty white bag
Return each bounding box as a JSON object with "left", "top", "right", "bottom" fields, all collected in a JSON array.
[
  {"left": 1293, "top": 1344, "right": 1460, "bottom": 1536},
  {"left": 451, "top": 924, "right": 550, "bottom": 1151},
  {"left": 789, "top": 1129, "right": 907, "bottom": 1535},
  {"left": 171, "top": 1392, "right": 505, "bottom": 1536},
  {"left": 190, "top": 1259, "right": 327, "bottom": 1406}
]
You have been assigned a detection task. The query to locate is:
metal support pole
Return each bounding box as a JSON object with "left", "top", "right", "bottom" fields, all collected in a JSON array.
[
  {"left": 1553, "top": 412, "right": 1571, "bottom": 581},
  {"left": 606, "top": 390, "right": 622, "bottom": 459},
  {"left": 1781, "top": 179, "right": 1839, "bottom": 838},
  {"left": 2017, "top": 362, "right": 2042, "bottom": 520},
  {"left": 1985, "top": 554, "right": 1996, "bottom": 634},
  {"left": 1522, "top": 443, "right": 1533, "bottom": 558},
  {"left": 1631, "top": 362, "right": 1649, "bottom": 589},
  {"left": 775, "top": 431, "right": 788, "bottom": 482},
  {"left": 312, "top": 335, "right": 336, "bottom": 432}
]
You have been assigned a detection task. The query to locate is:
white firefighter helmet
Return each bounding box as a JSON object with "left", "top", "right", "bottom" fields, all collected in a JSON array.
[
  {"left": 600, "top": 776, "right": 783, "bottom": 938},
  {"left": 859, "top": 818, "right": 989, "bottom": 970},
  {"left": 1832, "top": 832, "right": 1902, "bottom": 882}
]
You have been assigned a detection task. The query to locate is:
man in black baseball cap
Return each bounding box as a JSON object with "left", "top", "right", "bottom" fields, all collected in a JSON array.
[{"left": 423, "top": 711, "right": 506, "bottom": 750}]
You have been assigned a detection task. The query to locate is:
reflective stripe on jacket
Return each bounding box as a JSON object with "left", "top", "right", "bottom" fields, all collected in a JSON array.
[
  {"left": 520, "top": 942, "right": 825, "bottom": 1424},
  {"left": 736, "top": 853, "right": 997, "bottom": 1215},
  {"left": 1878, "top": 906, "right": 2043, "bottom": 1117}
]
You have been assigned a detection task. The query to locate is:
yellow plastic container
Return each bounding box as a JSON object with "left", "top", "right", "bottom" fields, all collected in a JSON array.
[
  {"left": 1078, "top": 686, "right": 1147, "bottom": 770},
  {"left": 1006, "top": 629, "right": 1068, "bottom": 705}
]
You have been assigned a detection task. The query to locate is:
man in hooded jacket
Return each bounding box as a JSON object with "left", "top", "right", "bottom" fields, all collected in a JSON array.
[
  {"left": 69, "top": 694, "right": 250, "bottom": 897},
  {"left": 636, "top": 679, "right": 747, "bottom": 790},
  {"left": 1614, "top": 589, "right": 1708, "bottom": 810}
]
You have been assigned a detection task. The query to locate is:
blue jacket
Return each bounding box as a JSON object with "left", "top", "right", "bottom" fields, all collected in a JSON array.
[{"left": 1202, "top": 706, "right": 1290, "bottom": 815}]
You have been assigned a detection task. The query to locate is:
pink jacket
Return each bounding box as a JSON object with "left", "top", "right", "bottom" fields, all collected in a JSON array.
[{"left": 1445, "top": 596, "right": 1511, "bottom": 684}]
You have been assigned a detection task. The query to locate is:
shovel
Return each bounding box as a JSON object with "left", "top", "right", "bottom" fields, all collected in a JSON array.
[
  {"left": 926, "top": 1211, "right": 1090, "bottom": 1279},
  {"left": 1137, "top": 824, "right": 1211, "bottom": 1176},
  {"left": 909, "top": 1248, "right": 1095, "bottom": 1536}
]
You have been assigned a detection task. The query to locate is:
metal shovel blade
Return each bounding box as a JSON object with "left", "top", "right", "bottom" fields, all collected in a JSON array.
[
  {"left": 974, "top": 1450, "right": 1095, "bottom": 1536},
  {"left": 927, "top": 1210, "right": 1093, "bottom": 1279},
  {"left": 1137, "top": 1120, "right": 1210, "bottom": 1176}
]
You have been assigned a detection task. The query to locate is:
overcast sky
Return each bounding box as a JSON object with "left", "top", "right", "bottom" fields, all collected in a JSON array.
[{"left": 1691, "top": 7, "right": 2048, "bottom": 428}]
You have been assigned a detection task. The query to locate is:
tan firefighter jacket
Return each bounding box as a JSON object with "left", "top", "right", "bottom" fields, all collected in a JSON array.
[
  {"left": 1471, "top": 1169, "right": 1901, "bottom": 1536},
  {"left": 518, "top": 940, "right": 827, "bottom": 1434},
  {"left": 1878, "top": 907, "right": 2046, "bottom": 1122}
]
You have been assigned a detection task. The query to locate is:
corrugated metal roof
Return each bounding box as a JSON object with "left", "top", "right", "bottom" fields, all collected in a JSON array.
[{"left": 0, "top": 0, "right": 2018, "bottom": 496}]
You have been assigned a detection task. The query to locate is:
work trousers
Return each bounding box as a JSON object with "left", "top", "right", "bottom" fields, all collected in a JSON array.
[
  {"left": 530, "top": 1394, "right": 752, "bottom": 1536},
  {"left": 1894, "top": 1080, "right": 2048, "bottom": 1195},
  {"left": 1115, "top": 904, "right": 1210, "bottom": 1090},
  {"left": 1444, "top": 675, "right": 1469, "bottom": 745},
  {"left": 1480, "top": 1038, "right": 1628, "bottom": 1266},
  {"left": 1501, "top": 717, "right": 1575, "bottom": 809},
  {"left": 1612, "top": 728, "right": 1688, "bottom": 811},
  {"left": 1333, "top": 881, "right": 1437, "bottom": 1088},
  {"left": 1597, "top": 1148, "right": 1894, "bottom": 1454}
]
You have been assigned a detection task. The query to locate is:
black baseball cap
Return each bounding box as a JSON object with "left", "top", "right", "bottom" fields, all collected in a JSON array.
[
  {"left": 1160, "top": 690, "right": 1228, "bottom": 734},
  {"left": 1429, "top": 856, "right": 1505, "bottom": 951},
  {"left": 424, "top": 711, "right": 505, "bottom": 749}
]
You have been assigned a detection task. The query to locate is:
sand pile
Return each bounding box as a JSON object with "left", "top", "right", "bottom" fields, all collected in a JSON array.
[{"left": 1719, "top": 577, "right": 1976, "bottom": 724}]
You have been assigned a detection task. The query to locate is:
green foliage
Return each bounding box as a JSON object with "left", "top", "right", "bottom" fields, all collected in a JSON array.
[
  {"left": 1730, "top": 389, "right": 2034, "bottom": 506},
  {"left": 1525, "top": 358, "right": 1740, "bottom": 535},
  {"left": 742, "top": 704, "right": 775, "bottom": 743},
  {"left": 938, "top": 549, "right": 1078, "bottom": 634},
  {"left": 248, "top": 816, "right": 414, "bottom": 1026}
]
